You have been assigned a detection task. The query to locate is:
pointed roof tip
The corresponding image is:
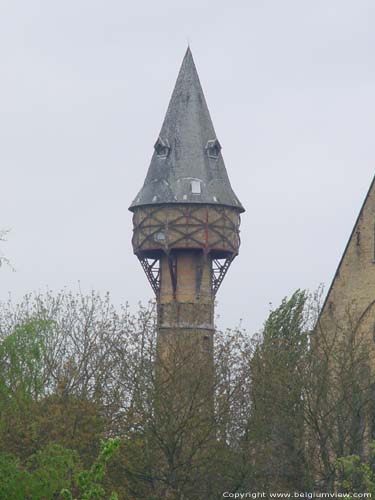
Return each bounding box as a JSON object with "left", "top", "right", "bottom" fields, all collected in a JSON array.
[
  {"left": 182, "top": 45, "right": 194, "bottom": 66},
  {"left": 176, "top": 45, "right": 202, "bottom": 92},
  {"left": 183, "top": 44, "right": 197, "bottom": 63}
]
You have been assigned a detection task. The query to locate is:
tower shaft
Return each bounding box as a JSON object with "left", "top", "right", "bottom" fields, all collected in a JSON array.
[
  {"left": 157, "top": 250, "right": 214, "bottom": 368},
  {"left": 155, "top": 251, "right": 216, "bottom": 449}
]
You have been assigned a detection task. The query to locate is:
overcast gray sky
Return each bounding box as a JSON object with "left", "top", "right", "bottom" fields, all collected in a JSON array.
[{"left": 1, "top": 0, "right": 374, "bottom": 332}]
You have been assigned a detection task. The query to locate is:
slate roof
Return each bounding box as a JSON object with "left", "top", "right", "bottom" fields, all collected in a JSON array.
[{"left": 129, "top": 47, "right": 244, "bottom": 213}]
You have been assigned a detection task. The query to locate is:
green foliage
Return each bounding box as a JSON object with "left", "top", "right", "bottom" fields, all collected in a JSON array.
[
  {"left": 0, "top": 444, "right": 78, "bottom": 500},
  {"left": 0, "top": 311, "right": 120, "bottom": 499},
  {"left": 61, "top": 438, "right": 120, "bottom": 500},
  {"left": 0, "top": 318, "right": 56, "bottom": 460},
  {"left": 0, "top": 318, "right": 52, "bottom": 401},
  {"left": 248, "top": 290, "right": 310, "bottom": 489},
  {"left": 264, "top": 290, "right": 307, "bottom": 342},
  {"left": 0, "top": 453, "right": 28, "bottom": 500},
  {"left": 27, "top": 444, "right": 79, "bottom": 498},
  {"left": 337, "top": 442, "right": 375, "bottom": 494},
  {"left": 0, "top": 440, "right": 120, "bottom": 500}
]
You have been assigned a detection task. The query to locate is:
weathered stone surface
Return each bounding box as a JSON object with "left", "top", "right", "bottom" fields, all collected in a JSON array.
[{"left": 319, "top": 176, "right": 375, "bottom": 344}]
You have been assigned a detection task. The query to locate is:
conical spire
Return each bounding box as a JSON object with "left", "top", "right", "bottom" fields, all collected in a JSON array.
[{"left": 129, "top": 47, "right": 244, "bottom": 212}]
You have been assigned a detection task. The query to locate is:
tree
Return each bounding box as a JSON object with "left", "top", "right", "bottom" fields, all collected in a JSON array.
[
  {"left": 2, "top": 287, "right": 373, "bottom": 496},
  {"left": 0, "top": 291, "right": 153, "bottom": 497},
  {"left": 0, "top": 440, "right": 119, "bottom": 500},
  {"left": 0, "top": 291, "right": 250, "bottom": 498},
  {"left": 0, "top": 319, "right": 53, "bottom": 460},
  {"left": 336, "top": 442, "right": 375, "bottom": 494},
  {"left": 0, "top": 444, "right": 78, "bottom": 500},
  {"left": 245, "top": 290, "right": 311, "bottom": 490},
  {"left": 304, "top": 298, "right": 375, "bottom": 489},
  {"left": 106, "top": 319, "right": 253, "bottom": 499},
  {"left": 61, "top": 438, "right": 120, "bottom": 500}
]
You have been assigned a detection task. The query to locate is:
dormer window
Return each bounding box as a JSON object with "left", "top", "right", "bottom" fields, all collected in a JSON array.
[
  {"left": 206, "top": 139, "right": 221, "bottom": 159},
  {"left": 154, "top": 137, "right": 170, "bottom": 158},
  {"left": 191, "top": 180, "right": 201, "bottom": 194}
]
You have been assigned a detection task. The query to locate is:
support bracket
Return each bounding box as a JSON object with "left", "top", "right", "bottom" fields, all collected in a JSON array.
[
  {"left": 138, "top": 257, "right": 161, "bottom": 296},
  {"left": 212, "top": 256, "right": 235, "bottom": 295}
]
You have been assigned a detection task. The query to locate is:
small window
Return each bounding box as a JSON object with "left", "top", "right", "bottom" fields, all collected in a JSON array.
[
  {"left": 205, "top": 139, "right": 221, "bottom": 159},
  {"left": 154, "top": 137, "right": 170, "bottom": 158},
  {"left": 154, "top": 232, "right": 165, "bottom": 242},
  {"left": 202, "top": 336, "right": 210, "bottom": 352},
  {"left": 191, "top": 180, "right": 201, "bottom": 194},
  {"left": 356, "top": 229, "right": 360, "bottom": 246}
]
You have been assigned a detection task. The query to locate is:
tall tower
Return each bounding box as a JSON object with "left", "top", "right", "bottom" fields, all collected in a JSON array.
[{"left": 129, "top": 48, "right": 244, "bottom": 383}]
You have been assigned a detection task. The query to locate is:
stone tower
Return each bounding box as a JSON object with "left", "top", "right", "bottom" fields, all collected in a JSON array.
[{"left": 129, "top": 48, "right": 244, "bottom": 381}]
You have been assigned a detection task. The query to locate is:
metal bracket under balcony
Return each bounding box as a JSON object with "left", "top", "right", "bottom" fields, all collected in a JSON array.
[
  {"left": 138, "top": 257, "right": 161, "bottom": 296},
  {"left": 212, "top": 257, "right": 234, "bottom": 295}
]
